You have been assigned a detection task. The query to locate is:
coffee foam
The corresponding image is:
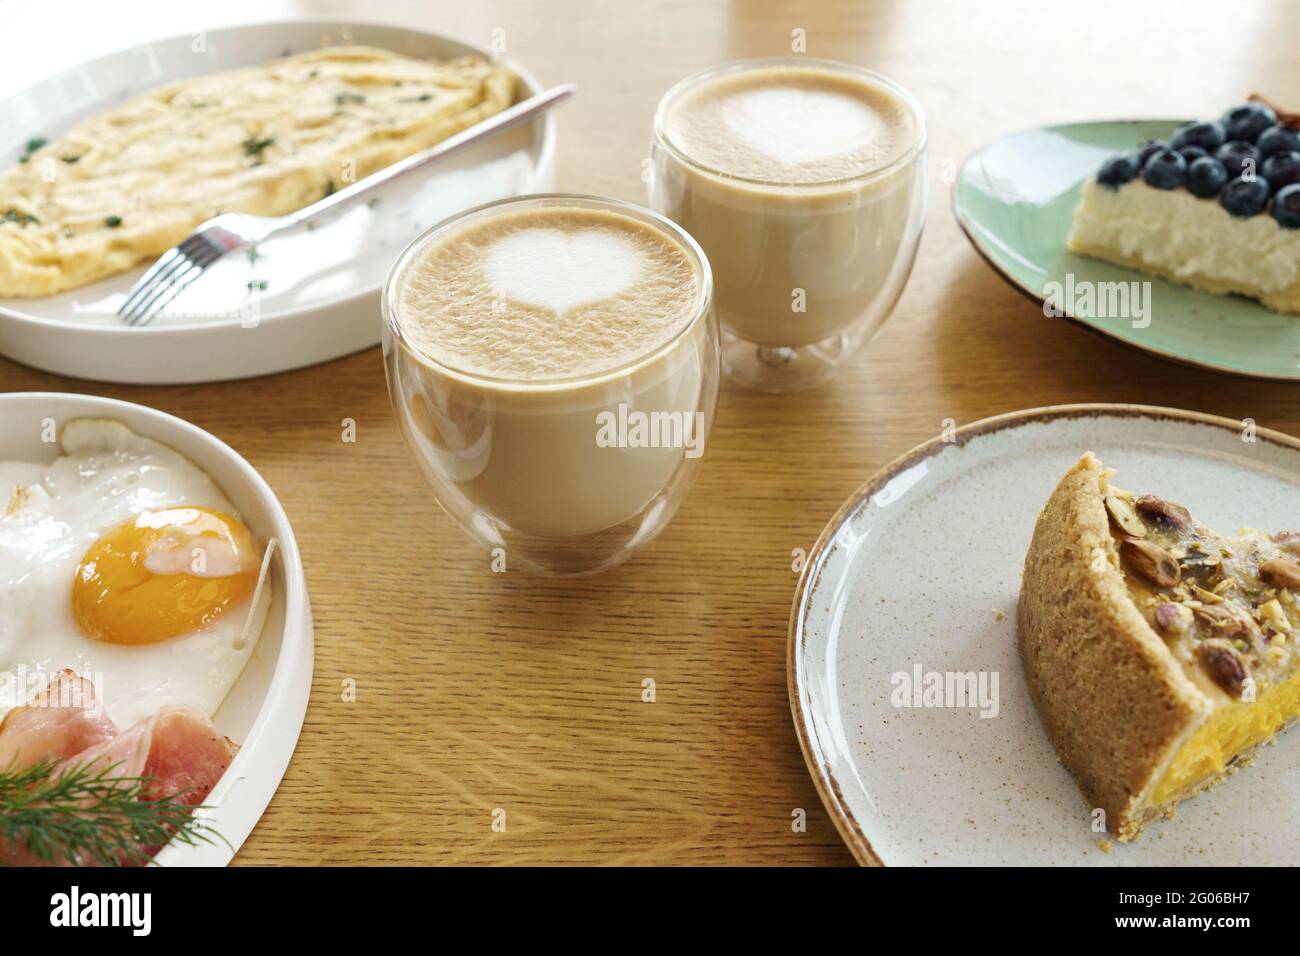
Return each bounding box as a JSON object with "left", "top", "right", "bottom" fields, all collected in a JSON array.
[
  {"left": 484, "top": 227, "right": 644, "bottom": 315},
  {"left": 398, "top": 207, "right": 702, "bottom": 381},
  {"left": 664, "top": 65, "right": 917, "bottom": 184}
]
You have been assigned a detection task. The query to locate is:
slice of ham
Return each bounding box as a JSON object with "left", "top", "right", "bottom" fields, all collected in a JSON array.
[
  {"left": 13, "top": 724, "right": 159, "bottom": 867},
  {"left": 0, "top": 670, "right": 116, "bottom": 771},
  {"left": 139, "top": 706, "right": 236, "bottom": 807},
  {"left": 57, "top": 716, "right": 153, "bottom": 782},
  {"left": 1, "top": 675, "right": 237, "bottom": 866}
]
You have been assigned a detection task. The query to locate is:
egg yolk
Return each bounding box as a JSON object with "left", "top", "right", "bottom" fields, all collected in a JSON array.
[{"left": 72, "top": 506, "right": 259, "bottom": 645}]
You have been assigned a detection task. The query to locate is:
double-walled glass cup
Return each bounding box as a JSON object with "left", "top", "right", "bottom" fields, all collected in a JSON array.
[
  {"left": 650, "top": 58, "right": 928, "bottom": 392},
  {"left": 383, "top": 195, "right": 720, "bottom": 576}
]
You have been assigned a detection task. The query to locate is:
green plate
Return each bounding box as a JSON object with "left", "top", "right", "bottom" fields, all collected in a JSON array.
[{"left": 954, "top": 120, "right": 1300, "bottom": 381}]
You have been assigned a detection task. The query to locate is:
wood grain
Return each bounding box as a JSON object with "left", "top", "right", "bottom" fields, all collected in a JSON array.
[{"left": 2, "top": 0, "right": 1298, "bottom": 865}]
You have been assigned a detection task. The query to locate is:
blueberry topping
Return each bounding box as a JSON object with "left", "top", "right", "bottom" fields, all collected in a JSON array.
[
  {"left": 1186, "top": 156, "right": 1229, "bottom": 198},
  {"left": 1273, "top": 183, "right": 1300, "bottom": 228},
  {"left": 1220, "top": 175, "right": 1272, "bottom": 217},
  {"left": 1170, "top": 120, "right": 1227, "bottom": 152},
  {"left": 1215, "top": 140, "right": 1262, "bottom": 178},
  {"left": 1257, "top": 125, "right": 1300, "bottom": 157},
  {"left": 1096, "top": 152, "right": 1140, "bottom": 188},
  {"left": 1136, "top": 139, "right": 1166, "bottom": 166},
  {"left": 1260, "top": 151, "right": 1300, "bottom": 192},
  {"left": 1142, "top": 148, "right": 1187, "bottom": 189},
  {"left": 1221, "top": 102, "right": 1278, "bottom": 142},
  {"left": 1100, "top": 112, "right": 1300, "bottom": 210}
]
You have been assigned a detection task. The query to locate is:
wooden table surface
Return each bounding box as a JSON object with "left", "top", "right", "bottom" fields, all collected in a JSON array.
[{"left": 3, "top": 0, "right": 1298, "bottom": 865}]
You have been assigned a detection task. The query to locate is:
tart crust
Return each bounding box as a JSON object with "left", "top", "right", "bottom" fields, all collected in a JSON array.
[{"left": 1018, "top": 453, "right": 1214, "bottom": 841}]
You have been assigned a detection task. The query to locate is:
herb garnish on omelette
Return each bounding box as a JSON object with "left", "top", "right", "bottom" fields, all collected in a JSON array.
[{"left": 0, "top": 46, "right": 514, "bottom": 297}]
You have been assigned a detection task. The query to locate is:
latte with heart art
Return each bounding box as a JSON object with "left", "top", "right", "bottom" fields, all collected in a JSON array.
[
  {"left": 398, "top": 206, "right": 701, "bottom": 381},
  {"left": 667, "top": 67, "right": 915, "bottom": 184},
  {"left": 384, "top": 196, "right": 719, "bottom": 576},
  {"left": 651, "top": 59, "right": 928, "bottom": 392}
]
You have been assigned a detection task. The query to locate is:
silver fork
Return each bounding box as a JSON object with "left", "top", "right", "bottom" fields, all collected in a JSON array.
[{"left": 118, "top": 83, "right": 575, "bottom": 327}]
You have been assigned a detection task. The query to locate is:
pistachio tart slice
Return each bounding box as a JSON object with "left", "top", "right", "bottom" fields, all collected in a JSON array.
[{"left": 1019, "top": 453, "right": 1300, "bottom": 841}]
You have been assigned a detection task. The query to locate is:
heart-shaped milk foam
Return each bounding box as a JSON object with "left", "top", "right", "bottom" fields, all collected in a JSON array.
[
  {"left": 485, "top": 227, "right": 643, "bottom": 314},
  {"left": 723, "top": 87, "right": 882, "bottom": 165}
]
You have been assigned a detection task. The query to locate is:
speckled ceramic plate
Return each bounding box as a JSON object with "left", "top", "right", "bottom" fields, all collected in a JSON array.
[
  {"left": 789, "top": 404, "right": 1300, "bottom": 866},
  {"left": 954, "top": 121, "right": 1300, "bottom": 381}
]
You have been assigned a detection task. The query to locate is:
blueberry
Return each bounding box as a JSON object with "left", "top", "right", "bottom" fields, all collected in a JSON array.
[
  {"left": 1215, "top": 140, "right": 1262, "bottom": 178},
  {"left": 1097, "top": 152, "right": 1140, "bottom": 187},
  {"left": 1136, "top": 139, "right": 1166, "bottom": 166},
  {"left": 1273, "top": 184, "right": 1300, "bottom": 228},
  {"left": 1142, "top": 148, "right": 1187, "bottom": 189},
  {"left": 1178, "top": 145, "right": 1208, "bottom": 162},
  {"left": 1170, "top": 120, "right": 1227, "bottom": 152},
  {"left": 1220, "top": 175, "right": 1272, "bottom": 217},
  {"left": 1187, "top": 157, "right": 1229, "bottom": 198},
  {"left": 1221, "top": 102, "right": 1277, "bottom": 142},
  {"left": 1260, "top": 151, "right": 1300, "bottom": 191},
  {"left": 1257, "top": 125, "right": 1300, "bottom": 157}
]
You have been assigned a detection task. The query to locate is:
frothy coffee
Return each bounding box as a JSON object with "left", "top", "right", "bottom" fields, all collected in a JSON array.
[
  {"left": 397, "top": 206, "right": 703, "bottom": 381},
  {"left": 661, "top": 65, "right": 917, "bottom": 185},
  {"left": 651, "top": 59, "right": 927, "bottom": 391},
  {"left": 384, "top": 196, "right": 719, "bottom": 574}
]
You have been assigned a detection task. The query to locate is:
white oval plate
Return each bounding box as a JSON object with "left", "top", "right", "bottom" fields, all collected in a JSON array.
[
  {"left": 0, "top": 20, "right": 557, "bottom": 384},
  {"left": 789, "top": 404, "right": 1300, "bottom": 866},
  {"left": 0, "top": 392, "right": 313, "bottom": 865}
]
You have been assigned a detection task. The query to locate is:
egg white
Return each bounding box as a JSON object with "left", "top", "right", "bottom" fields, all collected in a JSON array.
[{"left": 0, "top": 418, "right": 272, "bottom": 727}]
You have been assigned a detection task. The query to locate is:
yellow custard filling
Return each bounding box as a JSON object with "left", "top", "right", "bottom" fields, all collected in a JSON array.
[
  {"left": 1154, "top": 664, "right": 1300, "bottom": 803},
  {"left": 1101, "top": 481, "right": 1300, "bottom": 810}
]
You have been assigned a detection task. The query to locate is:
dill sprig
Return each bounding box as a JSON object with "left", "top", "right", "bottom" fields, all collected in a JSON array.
[{"left": 0, "top": 757, "right": 227, "bottom": 867}]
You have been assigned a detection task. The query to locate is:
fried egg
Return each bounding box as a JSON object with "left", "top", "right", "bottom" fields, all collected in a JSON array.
[{"left": 0, "top": 419, "right": 273, "bottom": 726}]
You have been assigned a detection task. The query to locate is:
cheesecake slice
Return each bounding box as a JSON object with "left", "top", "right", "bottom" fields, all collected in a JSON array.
[
  {"left": 1068, "top": 98, "right": 1300, "bottom": 315},
  {"left": 1019, "top": 453, "right": 1300, "bottom": 841},
  {"left": 1069, "top": 179, "right": 1300, "bottom": 313}
]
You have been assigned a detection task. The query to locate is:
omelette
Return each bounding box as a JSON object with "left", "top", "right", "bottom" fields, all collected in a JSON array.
[{"left": 0, "top": 46, "right": 515, "bottom": 297}]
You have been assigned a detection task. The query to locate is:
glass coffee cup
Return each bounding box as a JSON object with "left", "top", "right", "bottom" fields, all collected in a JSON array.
[
  {"left": 383, "top": 194, "right": 719, "bottom": 576},
  {"left": 650, "top": 57, "right": 928, "bottom": 392}
]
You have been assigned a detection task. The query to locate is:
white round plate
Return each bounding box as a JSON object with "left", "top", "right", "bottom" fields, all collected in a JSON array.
[
  {"left": 0, "top": 20, "right": 557, "bottom": 384},
  {"left": 0, "top": 392, "right": 313, "bottom": 865},
  {"left": 789, "top": 404, "right": 1300, "bottom": 866}
]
